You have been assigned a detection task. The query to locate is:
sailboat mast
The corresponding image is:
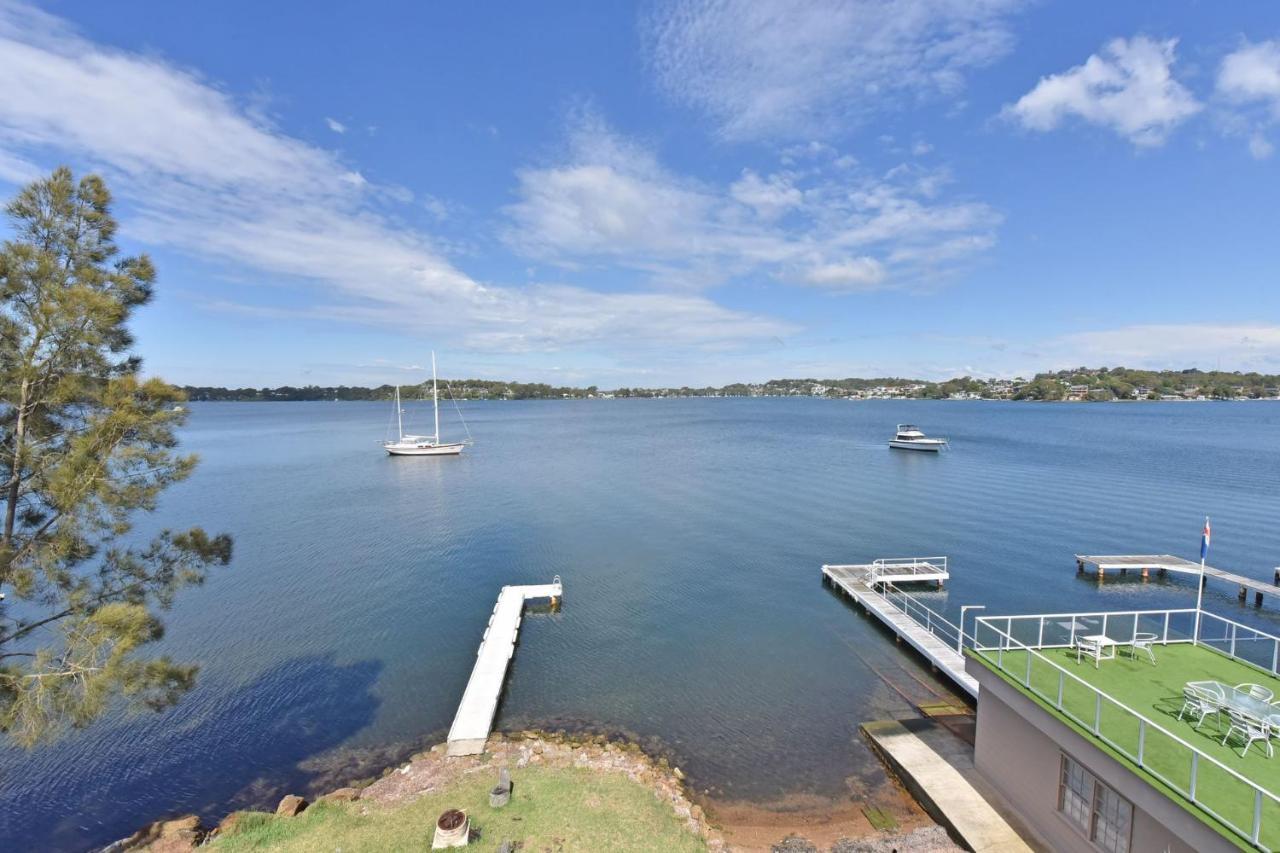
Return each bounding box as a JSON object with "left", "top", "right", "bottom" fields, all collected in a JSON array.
[
  {"left": 395, "top": 385, "right": 403, "bottom": 439},
  {"left": 432, "top": 351, "right": 440, "bottom": 443}
]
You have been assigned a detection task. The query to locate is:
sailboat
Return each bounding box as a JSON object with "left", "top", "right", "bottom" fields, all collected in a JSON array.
[{"left": 383, "top": 352, "right": 469, "bottom": 456}]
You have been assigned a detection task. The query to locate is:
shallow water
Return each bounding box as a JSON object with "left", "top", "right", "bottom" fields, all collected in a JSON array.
[{"left": 3, "top": 398, "right": 1280, "bottom": 849}]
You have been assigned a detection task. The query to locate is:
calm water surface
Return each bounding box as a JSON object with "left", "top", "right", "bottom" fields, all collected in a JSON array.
[{"left": 4, "top": 399, "right": 1280, "bottom": 849}]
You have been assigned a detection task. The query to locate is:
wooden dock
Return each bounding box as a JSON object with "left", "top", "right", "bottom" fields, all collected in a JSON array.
[
  {"left": 446, "top": 577, "right": 562, "bottom": 756},
  {"left": 1075, "top": 554, "right": 1280, "bottom": 606},
  {"left": 822, "top": 561, "right": 978, "bottom": 698}
]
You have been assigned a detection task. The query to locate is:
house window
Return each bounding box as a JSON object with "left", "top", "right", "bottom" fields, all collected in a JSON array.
[{"left": 1058, "top": 755, "right": 1133, "bottom": 853}]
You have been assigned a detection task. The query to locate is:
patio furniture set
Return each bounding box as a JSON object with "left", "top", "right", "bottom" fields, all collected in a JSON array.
[
  {"left": 1179, "top": 681, "right": 1280, "bottom": 758},
  {"left": 1069, "top": 629, "right": 1280, "bottom": 758},
  {"left": 1073, "top": 632, "right": 1159, "bottom": 668}
]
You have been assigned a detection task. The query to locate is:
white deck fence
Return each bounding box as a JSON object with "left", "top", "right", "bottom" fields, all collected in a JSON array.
[
  {"left": 868, "top": 556, "right": 948, "bottom": 584},
  {"left": 974, "top": 608, "right": 1280, "bottom": 850}
]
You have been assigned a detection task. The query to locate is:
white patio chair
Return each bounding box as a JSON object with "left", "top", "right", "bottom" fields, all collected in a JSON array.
[
  {"left": 1236, "top": 683, "right": 1275, "bottom": 702},
  {"left": 1075, "top": 637, "right": 1103, "bottom": 668},
  {"left": 1222, "top": 708, "right": 1273, "bottom": 758},
  {"left": 1179, "top": 685, "right": 1223, "bottom": 730},
  {"left": 1129, "top": 632, "right": 1158, "bottom": 665}
]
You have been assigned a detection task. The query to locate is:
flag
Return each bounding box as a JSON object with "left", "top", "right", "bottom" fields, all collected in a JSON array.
[{"left": 1200, "top": 517, "right": 1211, "bottom": 561}]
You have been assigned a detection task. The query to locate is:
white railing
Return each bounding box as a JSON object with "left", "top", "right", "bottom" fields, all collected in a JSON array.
[
  {"left": 1198, "top": 611, "right": 1280, "bottom": 677},
  {"left": 972, "top": 609, "right": 1199, "bottom": 652},
  {"left": 869, "top": 556, "right": 948, "bottom": 583},
  {"left": 878, "top": 582, "right": 967, "bottom": 651},
  {"left": 974, "top": 611, "right": 1280, "bottom": 850}
]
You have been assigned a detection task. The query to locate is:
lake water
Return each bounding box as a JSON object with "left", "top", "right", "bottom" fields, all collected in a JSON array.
[{"left": 4, "top": 398, "right": 1280, "bottom": 850}]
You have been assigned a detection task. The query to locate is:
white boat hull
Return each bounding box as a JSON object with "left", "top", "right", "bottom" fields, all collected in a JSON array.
[
  {"left": 889, "top": 439, "right": 947, "bottom": 452},
  {"left": 385, "top": 442, "right": 466, "bottom": 456}
]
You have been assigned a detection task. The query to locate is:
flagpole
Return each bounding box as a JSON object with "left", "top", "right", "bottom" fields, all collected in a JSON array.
[{"left": 1194, "top": 516, "right": 1208, "bottom": 645}]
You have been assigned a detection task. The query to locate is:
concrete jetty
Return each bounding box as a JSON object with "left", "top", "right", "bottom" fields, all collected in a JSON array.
[
  {"left": 446, "top": 577, "right": 562, "bottom": 756},
  {"left": 863, "top": 719, "right": 1034, "bottom": 852}
]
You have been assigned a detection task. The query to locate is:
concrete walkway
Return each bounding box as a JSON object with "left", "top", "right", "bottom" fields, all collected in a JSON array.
[{"left": 863, "top": 719, "right": 1036, "bottom": 853}]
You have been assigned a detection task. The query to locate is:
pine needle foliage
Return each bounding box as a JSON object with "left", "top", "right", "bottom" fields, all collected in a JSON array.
[{"left": 0, "top": 168, "right": 232, "bottom": 747}]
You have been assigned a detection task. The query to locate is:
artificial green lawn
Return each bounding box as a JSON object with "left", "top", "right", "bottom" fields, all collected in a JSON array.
[
  {"left": 976, "top": 642, "right": 1280, "bottom": 850},
  {"left": 212, "top": 766, "right": 708, "bottom": 853}
]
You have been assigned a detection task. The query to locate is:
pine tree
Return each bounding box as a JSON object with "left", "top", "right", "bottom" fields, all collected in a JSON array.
[{"left": 0, "top": 167, "right": 232, "bottom": 746}]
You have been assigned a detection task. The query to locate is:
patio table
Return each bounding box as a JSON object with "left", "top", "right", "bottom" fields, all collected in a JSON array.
[
  {"left": 1190, "top": 680, "right": 1280, "bottom": 727},
  {"left": 1076, "top": 634, "right": 1118, "bottom": 667}
]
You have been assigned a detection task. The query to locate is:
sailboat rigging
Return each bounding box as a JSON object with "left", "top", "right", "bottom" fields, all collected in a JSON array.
[{"left": 383, "top": 352, "right": 470, "bottom": 456}]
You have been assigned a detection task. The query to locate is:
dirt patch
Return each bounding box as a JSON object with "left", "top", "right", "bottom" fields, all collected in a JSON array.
[{"left": 347, "top": 731, "right": 952, "bottom": 853}]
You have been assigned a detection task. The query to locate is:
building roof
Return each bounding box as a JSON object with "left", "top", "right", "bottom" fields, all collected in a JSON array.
[{"left": 973, "top": 619, "right": 1280, "bottom": 850}]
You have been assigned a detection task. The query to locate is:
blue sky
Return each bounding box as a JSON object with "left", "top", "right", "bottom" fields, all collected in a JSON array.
[{"left": 0, "top": 1, "right": 1278, "bottom": 387}]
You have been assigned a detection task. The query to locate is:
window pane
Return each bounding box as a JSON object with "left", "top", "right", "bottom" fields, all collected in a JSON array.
[
  {"left": 1092, "top": 783, "right": 1133, "bottom": 853},
  {"left": 1059, "top": 756, "right": 1093, "bottom": 833}
]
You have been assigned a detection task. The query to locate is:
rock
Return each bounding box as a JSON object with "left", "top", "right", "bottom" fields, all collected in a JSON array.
[
  {"left": 318, "top": 787, "right": 360, "bottom": 804},
  {"left": 672, "top": 766, "right": 685, "bottom": 781},
  {"left": 144, "top": 837, "right": 199, "bottom": 853},
  {"left": 771, "top": 835, "right": 818, "bottom": 853},
  {"left": 114, "top": 814, "right": 204, "bottom": 850},
  {"left": 490, "top": 784, "right": 511, "bottom": 808},
  {"left": 275, "top": 794, "right": 308, "bottom": 817},
  {"left": 215, "top": 811, "right": 250, "bottom": 835}
]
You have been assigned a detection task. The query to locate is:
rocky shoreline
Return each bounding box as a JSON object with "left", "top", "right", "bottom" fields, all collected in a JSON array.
[{"left": 105, "top": 731, "right": 956, "bottom": 852}]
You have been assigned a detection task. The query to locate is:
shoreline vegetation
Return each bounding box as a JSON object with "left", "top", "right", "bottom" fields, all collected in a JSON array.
[
  {"left": 184, "top": 367, "right": 1280, "bottom": 403},
  {"left": 113, "top": 731, "right": 951, "bottom": 853}
]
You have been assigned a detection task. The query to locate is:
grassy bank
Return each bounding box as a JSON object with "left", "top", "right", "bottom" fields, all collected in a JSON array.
[{"left": 212, "top": 764, "right": 708, "bottom": 852}]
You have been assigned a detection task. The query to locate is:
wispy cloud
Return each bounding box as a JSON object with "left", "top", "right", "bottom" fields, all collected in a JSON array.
[
  {"left": 504, "top": 111, "right": 1001, "bottom": 294},
  {"left": 1003, "top": 36, "right": 1201, "bottom": 147},
  {"left": 644, "top": 0, "right": 1025, "bottom": 140},
  {"left": 1216, "top": 40, "right": 1280, "bottom": 159},
  {"left": 324, "top": 116, "right": 347, "bottom": 134},
  {"left": 0, "top": 1, "right": 789, "bottom": 354},
  {"left": 1047, "top": 324, "right": 1280, "bottom": 372}
]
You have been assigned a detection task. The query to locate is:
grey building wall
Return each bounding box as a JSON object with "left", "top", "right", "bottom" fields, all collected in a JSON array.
[{"left": 967, "top": 658, "right": 1238, "bottom": 853}]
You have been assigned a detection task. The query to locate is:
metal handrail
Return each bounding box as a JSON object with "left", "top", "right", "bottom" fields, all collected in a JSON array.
[
  {"left": 1198, "top": 611, "right": 1280, "bottom": 678},
  {"left": 878, "top": 582, "right": 972, "bottom": 650},
  {"left": 869, "top": 556, "right": 948, "bottom": 583},
  {"left": 973, "top": 609, "right": 1199, "bottom": 653},
  {"left": 975, "top": 614, "right": 1280, "bottom": 849}
]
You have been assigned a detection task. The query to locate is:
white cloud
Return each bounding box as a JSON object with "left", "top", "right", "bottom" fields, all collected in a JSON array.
[
  {"left": 729, "top": 169, "right": 802, "bottom": 220},
  {"left": 505, "top": 112, "right": 1000, "bottom": 294},
  {"left": 644, "top": 0, "right": 1025, "bottom": 140},
  {"left": 1218, "top": 40, "right": 1280, "bottom": 112},
  {"left": 1003, "top": 36, "right": 1201, "bottom": 147},
  {"left": 1049, "top": 324, "right": 1280, "bottom": 372},
  {"left": 0, "top": 147, "right": 38, "bottom": 183},
  {"left": 325, "top": 116, "right": 347, "bottom": 134},
  {"left": 0, "top": 1, "right": 789, "bottom": 354},
  {"left": 801, "top": 257, "right": 886, "bottom": 291},
  {"left": 1216, "top": 40, "right": 1280, "bottom": 158}
]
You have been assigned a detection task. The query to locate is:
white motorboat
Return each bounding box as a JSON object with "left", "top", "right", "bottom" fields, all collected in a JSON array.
[
  {"left": 383, "top": 352, "right": 470, "bottom": 456},
  {"left": 889, "top": 424, "right": 948, "bottom": 452}
]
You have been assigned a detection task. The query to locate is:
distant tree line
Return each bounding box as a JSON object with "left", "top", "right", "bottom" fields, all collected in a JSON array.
[
  {"left": 182, "top": 367, "right": 1280, "bottom": 403},
  {"left": 1010, "top": 368, "right": 1280, "bottom": 401},
  {"left": 183, "top": 380, "right": 600, "bottom": 401}
]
